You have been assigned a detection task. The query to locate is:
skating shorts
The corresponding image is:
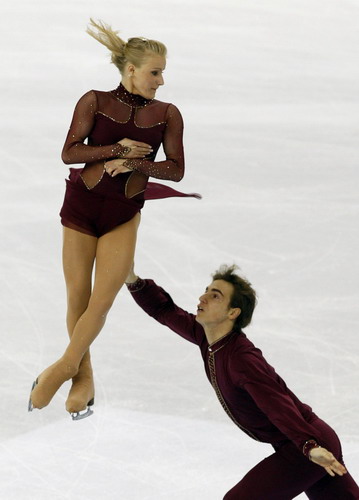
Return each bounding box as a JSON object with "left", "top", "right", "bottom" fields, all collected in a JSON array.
[{"left": 59, "top": 168, "right": 144, "bottom": 237}]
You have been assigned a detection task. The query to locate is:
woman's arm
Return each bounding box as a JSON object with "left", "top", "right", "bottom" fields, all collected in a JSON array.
[
  {"left": 122, "top": 104, "right": 185, "bottom": 181},
  {"left": 61, "top": 91, "right": 145, "bottom": 165}
]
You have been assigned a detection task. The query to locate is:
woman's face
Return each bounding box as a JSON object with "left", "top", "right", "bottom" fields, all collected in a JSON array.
[{"left": 130, "top": 54, "right": 166, "bottom": 99}]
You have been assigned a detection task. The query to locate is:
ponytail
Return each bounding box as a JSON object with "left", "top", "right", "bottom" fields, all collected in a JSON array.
[{"left": 87, "top": 18, "right": 167, "bottom": 74}]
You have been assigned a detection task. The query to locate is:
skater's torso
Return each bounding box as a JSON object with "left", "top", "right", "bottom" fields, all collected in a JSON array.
[{"left": 129, "top": 278, "right": 320, "bottom": 450}]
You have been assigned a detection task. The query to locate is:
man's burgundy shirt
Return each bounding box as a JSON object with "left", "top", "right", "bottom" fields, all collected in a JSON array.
[{"left": 128, "top": 278, "right": 321, "bottom": 452}]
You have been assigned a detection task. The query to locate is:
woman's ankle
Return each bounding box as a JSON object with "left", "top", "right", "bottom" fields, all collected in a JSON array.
[{"left": 58, "top": 357, "right": 79, "bottom": 378}]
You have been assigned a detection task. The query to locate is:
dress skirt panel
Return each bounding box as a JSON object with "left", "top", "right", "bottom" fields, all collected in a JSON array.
[{"left": 60, "top": 168, "right": 144, "bottom": 237}]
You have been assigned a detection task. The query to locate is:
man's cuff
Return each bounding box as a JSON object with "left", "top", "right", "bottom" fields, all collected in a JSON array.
[
  {"left": 302, "top": 439, "right": 320, "bottom": 458},
  {"left": 126, "top": 277, "right": 146, "bottom": 292}
]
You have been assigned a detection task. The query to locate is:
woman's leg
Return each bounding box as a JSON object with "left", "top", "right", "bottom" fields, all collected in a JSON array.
[
  {"left": 30, "top": 228, "right": 97, "bottom": 410},
  {"left": 62, "top": 212, "right": 140, "bottom": 367},
  {"left": 30, "top": 214, "right": 140, "bottom": 410},
  {"left": 62, "top": 227, "right": 97, "bottom": 414}
]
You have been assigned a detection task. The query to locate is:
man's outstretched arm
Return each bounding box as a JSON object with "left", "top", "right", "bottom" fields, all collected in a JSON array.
[{"left": 125, "top": 265, "right": 205, "bottom": 346}]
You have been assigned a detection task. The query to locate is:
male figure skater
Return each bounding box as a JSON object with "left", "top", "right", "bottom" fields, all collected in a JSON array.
[{"left": 125, "top": 264, "right": 359, "bottom": 499}]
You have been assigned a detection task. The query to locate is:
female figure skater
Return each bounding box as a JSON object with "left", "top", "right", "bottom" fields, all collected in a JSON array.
[{"left": 29, "top": 19, "right": 186, "bottom": 419}]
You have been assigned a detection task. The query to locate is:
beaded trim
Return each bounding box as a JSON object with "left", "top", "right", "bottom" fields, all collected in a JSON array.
[
  {"left": 97, "top": 110, "right": 165, "bottom": 129},
  {"left": 112, "top": 142, "right": 131, "bottom": 159},
  {"left": 123, "top": 158, "right": 177, "bottom": 179},
  {"left": 208, "top": 349, "right": 260, "bottom": 441},
  {"left": 80, "top": 163, "right": 105, "bottom": 190},
  {"left": 133, "top": 109, "right": 166, "bottom": 129},
  {"left": 97, "top": 111, "right": 130, "bottom": 124},
  {"left": 208, "top": 332, "right": 233, "bottom": 353},
  {"left": 110, "top": 83, "right": 153, "bottom": 108},
  {"left": 303, "top": 439, "right": 320, "bottom": 458},
  {"left": 125, "top": 172, "right": 146, "bottom": 199}
]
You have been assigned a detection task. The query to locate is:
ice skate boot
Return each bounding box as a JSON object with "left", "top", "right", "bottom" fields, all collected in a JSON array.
[
  {"left": 66, "top": 360, "right": 95, "bottom": 421},
  {"left": 28, "top": 358, "right": 78, "bottom": 411},
  {"left": 28, "top": 379, "right": 38, "bottom": 412}
]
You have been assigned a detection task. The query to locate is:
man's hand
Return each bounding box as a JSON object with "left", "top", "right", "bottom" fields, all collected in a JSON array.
[
  {"left": 125, "top": 263, "right": 138, "bottom": 284},
  {"left": 309, "top": 447, "right": 347, "bottom": 477}
]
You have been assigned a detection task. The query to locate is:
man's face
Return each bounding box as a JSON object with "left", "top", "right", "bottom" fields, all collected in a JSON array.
[{"left": 196, "top": 279, "right": 237, "bottom": 328}]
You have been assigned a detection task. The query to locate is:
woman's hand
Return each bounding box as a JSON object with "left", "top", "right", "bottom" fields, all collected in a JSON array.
[
  {"left": 125, "top": 263, "right": 138, "bottom": 284},
  {"left": 118, "top": 138, "right": 153, "bottom": 158},
  {"left": 309, "top": 447, "right": 347, "bottom": 477},
  {"left": 105, "top": 159, "right": 132, "bottom": 177}
]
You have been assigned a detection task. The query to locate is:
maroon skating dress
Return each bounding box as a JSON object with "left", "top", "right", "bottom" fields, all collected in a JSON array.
[{"left": 60, "top": 83, "right": 200, "bottom": 237}]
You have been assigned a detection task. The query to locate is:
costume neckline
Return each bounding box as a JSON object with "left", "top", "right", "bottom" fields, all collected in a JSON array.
[
  {"left": 111, "top": 83, "right": 153, "bottom": 107},
  {"left": 208, "top": 330, "right": 237, "bottom": 354}
]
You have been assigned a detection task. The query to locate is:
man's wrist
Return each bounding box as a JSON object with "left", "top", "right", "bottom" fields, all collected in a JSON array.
[
  {"left": 303, "top": 439, "right": 320, "bottom": 459},
  {"left": 126, "top": 277, "right": 146, "bottom": 292}
]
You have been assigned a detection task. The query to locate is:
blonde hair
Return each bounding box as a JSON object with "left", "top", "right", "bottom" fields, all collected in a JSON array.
[{"left": 86, "top": 18, "right": 167, "bottom": 74}]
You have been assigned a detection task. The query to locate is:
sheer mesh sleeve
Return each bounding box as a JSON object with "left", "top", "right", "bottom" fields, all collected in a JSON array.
[
  {"left": 124, "top": 104, "right": 184, "bottom": 182},
  {"left": 61, "top": 91, "right": 126, "bottom": 165}
]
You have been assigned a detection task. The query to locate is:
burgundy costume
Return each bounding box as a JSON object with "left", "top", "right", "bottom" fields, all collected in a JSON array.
[
  {"left": 60, "top": 84, "right": 197, "bottom": 237},
  {"left": 127, "top": 278, "right": 359, "bottom": 500}
]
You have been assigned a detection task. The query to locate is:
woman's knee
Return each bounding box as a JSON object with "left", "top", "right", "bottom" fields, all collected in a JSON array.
[
  {"left": 67, "top": 284, "right": 91, "bottom": 310},
  {"left": 86, "top": 294, "right": 116, "bottom": 317}
]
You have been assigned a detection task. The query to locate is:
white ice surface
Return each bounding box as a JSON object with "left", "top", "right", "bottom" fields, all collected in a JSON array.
[{"left": 1, "top": 0, "right": 359, "bottom": 498}]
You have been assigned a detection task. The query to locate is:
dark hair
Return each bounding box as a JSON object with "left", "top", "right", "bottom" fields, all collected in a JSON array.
[{"left": 212, "top": 264, "right": 257, "bottom": 330}]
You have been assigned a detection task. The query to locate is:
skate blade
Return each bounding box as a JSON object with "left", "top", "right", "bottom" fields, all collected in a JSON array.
[
  {"left": 71, "top": 399, "right": 94, "bottom": 421},
  {"left": 28, "top": 378, "right": 38, "bottom": 412}
]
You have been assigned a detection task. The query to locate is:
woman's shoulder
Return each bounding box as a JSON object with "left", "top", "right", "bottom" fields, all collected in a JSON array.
[
  {"left": 72, "top": 89, "right": 99, "bottom": 109},
  {"left": 152, "top": 99, "right": 178, "bottom": 109},
  {"left": 87, "top": 88, "right": 124, "bottom": 108},
  {"left": 88, "top": 89, "right": 112, "bottom": 100},
  {"left": 81, "top": 88, "right": 119, "bottom": 100},
  {"left": 151, "top": 100, "right": 182, "bottom": 119}
]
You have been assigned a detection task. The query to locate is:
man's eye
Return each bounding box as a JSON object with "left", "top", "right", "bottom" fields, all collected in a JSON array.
[{"left": 152, "top": 71, "right": 158, "bottom": 76}]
